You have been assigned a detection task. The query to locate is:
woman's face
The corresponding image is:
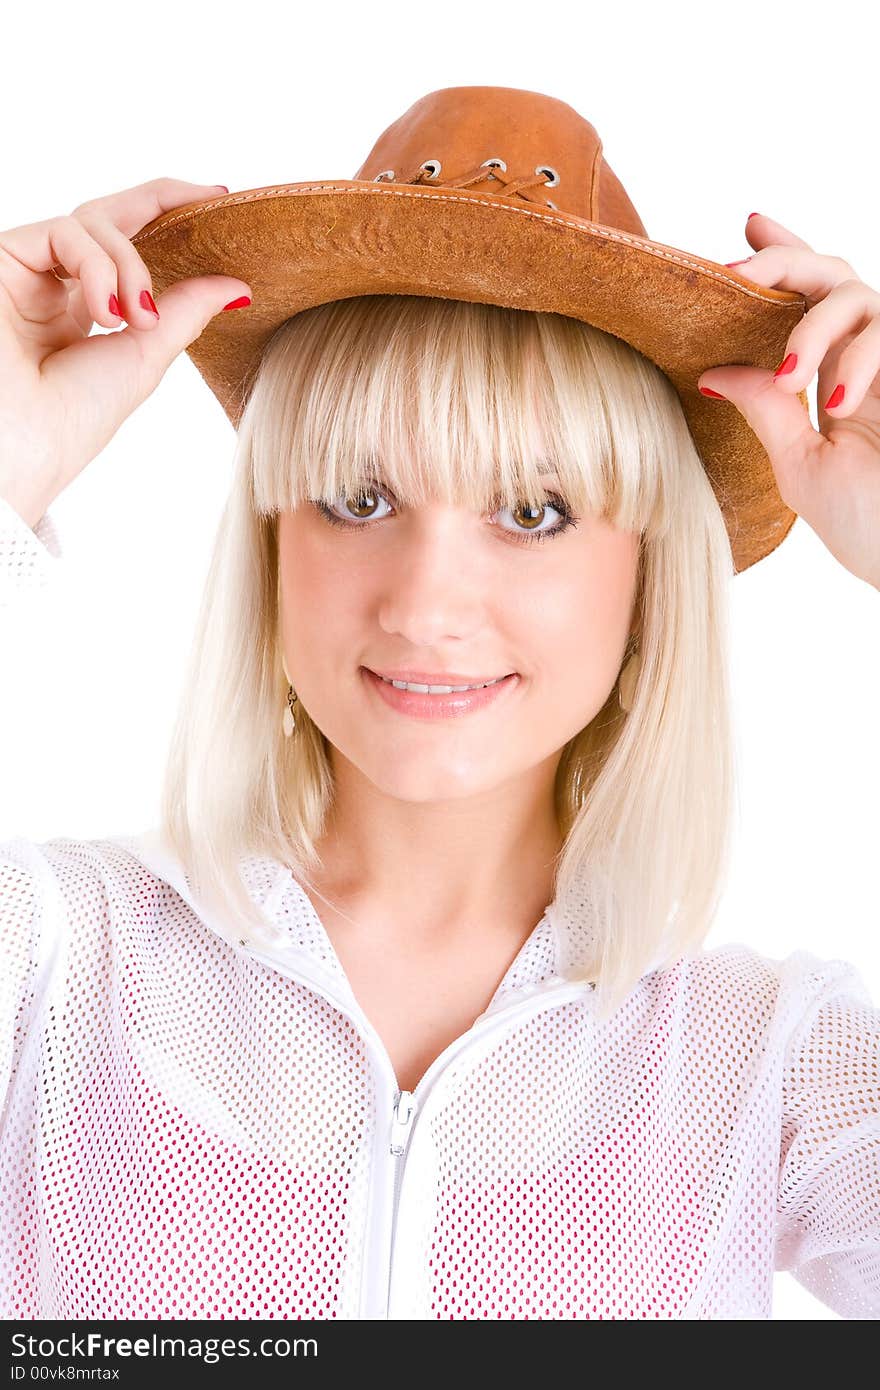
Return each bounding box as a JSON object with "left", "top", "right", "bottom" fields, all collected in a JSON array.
[{"left": 277, "top": 476, "right": 641, "bottom": 803}]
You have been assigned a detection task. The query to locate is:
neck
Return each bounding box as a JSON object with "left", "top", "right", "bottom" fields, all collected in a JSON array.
[{"left": 305, "top": 750, "right": 565, "bottom": 946}]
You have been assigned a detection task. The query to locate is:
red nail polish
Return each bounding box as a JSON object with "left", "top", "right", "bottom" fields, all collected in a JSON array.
[
  {"left": 724, "top": 258, "right": 753, "bottom": 268},
  {"left": 140, "top": 289, "right": 159, "bottom": 317},
  {"left": 824, "top": 383, "right": 845, "bottom": 410},
  {"left": 774, "top": 352, "right": 797, "bottom": 378},
  {"left": 747, "top": 212, "right": 760, "bottom": 221},
  {"left": 223, "top": 296, "right": 251, "bottom": 311},
  {"left": 699, "top": 386, "right": 726, "bottom": 399},
  {"left": 108, "top": 293, "right": 122, "bottom": 319}
]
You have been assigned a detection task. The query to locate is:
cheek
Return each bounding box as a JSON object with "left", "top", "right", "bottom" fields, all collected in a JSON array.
[
  {"left": 278, "top": 527, "right": 370, "bottom": 668},
  {"left": 516, "top": 541, "right": 637, "bottom": 702},
  {"left": 281, "top": 524, "right": 341, "bottom": 599},
  {"left": 280, "top": 513, "right": 351, "bottom": 607},
  {"left": 523, "top": 557, "right": 633, "bottom": 650}
]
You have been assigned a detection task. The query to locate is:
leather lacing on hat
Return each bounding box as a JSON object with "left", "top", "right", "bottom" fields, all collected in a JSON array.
[{"left": 372, "top": 156, "right": 561, "bottom": 210}]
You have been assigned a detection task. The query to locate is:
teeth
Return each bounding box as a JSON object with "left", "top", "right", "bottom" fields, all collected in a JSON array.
[{"left": 379, "top": 675, "right": 508, "bottom": 694}]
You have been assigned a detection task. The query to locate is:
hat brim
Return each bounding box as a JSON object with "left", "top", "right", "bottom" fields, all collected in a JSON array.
[{"left": 132, "top": 180, "right": 807, "bottom": 573}]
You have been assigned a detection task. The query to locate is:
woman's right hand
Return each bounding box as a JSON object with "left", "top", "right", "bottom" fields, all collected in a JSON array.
[{"left": 0, "top": 178, "right": 252, "bottom": 529}]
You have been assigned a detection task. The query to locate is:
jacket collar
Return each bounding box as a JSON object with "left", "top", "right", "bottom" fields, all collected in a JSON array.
[{"left": 109, "top": 826, "right": 601, "bottom": 1011}]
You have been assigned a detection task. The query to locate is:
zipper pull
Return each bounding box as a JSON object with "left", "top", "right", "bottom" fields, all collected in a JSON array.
[{"left": 389, "top": 1089, "right": 417, "bottom": 1155}]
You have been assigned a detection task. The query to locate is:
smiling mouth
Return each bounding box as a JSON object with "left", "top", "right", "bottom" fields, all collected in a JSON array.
[
  {"left": 361, "top": 666, "right": 520, "bottom": 719},
  {"left": 368, "top": 670, "right": 514, "bottom": 693}
]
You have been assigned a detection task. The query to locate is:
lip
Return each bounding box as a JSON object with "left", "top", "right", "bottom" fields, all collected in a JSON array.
[
  {"left": 361, "top": 666, "right": 520, "bottom": 720},
  {"left": 367, "top": 668, "right": 514, "bottom": 685}
]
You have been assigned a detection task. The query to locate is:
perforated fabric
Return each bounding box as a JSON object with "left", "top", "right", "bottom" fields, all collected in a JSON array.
[{"left": 1, "top": 493, "right": 879, "bottom": 1320}]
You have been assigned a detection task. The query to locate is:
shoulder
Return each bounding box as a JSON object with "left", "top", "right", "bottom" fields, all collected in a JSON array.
[
  {"left": 669, "top": 938, "right": 870, "bottom": 1003},
  {"left": 1, "top": 830, "right": 221, "bottom": 952},
  {"left": 647, "top": 940, "right": 875, "bottom": 1057},
  {"left": 0, "top": 833, "right": 180, "bottom": 1042},
  {"left": 38, "top": 832, "right": 171, "bottom": 914}
]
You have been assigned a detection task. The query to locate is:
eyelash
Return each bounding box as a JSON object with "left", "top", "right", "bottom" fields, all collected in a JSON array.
[{"left": 311, "top": 486, "right": 580, "bottom": 546}]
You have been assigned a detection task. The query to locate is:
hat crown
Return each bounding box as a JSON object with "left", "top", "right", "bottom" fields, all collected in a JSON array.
[{"left": 351, "top": 85, "right": 648, "bottom": 234}]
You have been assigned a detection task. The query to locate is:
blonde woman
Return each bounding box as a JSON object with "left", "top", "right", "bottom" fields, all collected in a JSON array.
[{"left": 1, "top": 87, "right": 878, "bottom": 1321}]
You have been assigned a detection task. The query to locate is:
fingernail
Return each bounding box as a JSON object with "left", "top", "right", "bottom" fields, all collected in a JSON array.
[
  {"left": 217, "top": 185, "right": 229, "bottom": 193},
  {"left": 724, "top": 257, "right": 753, "bottom": 268},
  {"left": 747, "top": 212, "right": 761, "bottom": 221},
  {"left": 824, "top": 383, "right": 845, "bottom": 410},
  {"left": 773, "top": 352, "right": 798, "bottom": 378},
  {"left": 108, "top": 293, "right": 122, "bottom": 319},
  {"left": 140, "top": 289, "right": 159, "bottom": 318},
  {"left": 699, "top": 386, "right": 726, "bottom": 399},
  {"left": 223, "top": 295, "right": 251, "bottom": 311}
]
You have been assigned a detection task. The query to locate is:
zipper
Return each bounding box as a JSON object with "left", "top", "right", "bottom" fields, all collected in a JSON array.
[
  {"left": 386, "top": 1088, "right": 417, "bottom": 1312},
  {"left": 238, "top": 940, "right": 593, "bottom": 1318},
  {"left": 379, "top": 977, "right": 594, "bottom": 1318}
]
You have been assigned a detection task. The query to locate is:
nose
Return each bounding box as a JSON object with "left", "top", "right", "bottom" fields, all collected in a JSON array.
[{"left": 376, "top": 509, "right": 488, "bottom": 645}]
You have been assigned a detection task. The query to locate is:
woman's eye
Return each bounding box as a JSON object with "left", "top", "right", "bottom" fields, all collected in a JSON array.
[
  {"left": 317, "top": 486, "right": 395, "bottom": 526},
  {"left": 495, "top": 498, "right": 567, "bottom": 541},
  {"left": 312, "top": 486, "right": 577, "bottom": 545}
]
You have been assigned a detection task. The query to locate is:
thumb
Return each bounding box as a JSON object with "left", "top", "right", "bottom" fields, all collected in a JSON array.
[
  {"left": 43, "top": 273, "right": 253, "bottom": 440},
  {"left": 117, "top": 273, "right": 253, "bottom": 399},
  {"left": 697, "top": 364, "right": 817, "bottom": 509}
]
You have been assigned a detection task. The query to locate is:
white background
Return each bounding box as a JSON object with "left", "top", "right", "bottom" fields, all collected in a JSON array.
[{"left": 1, "top": 0, "right": 878, "bottom": 1321}]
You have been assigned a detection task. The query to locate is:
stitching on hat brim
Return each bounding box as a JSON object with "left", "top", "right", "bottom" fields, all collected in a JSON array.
[{"left": 132, "top": 184, "right": 803, "bottom": 310}]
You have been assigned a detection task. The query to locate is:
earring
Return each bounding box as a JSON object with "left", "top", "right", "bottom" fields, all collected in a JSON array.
[
  {"left": 283, "top": 684, "right": 299, "bottom": 737},
  {"left": 618, "top": 649, "right": 641, "bottom": 713}
]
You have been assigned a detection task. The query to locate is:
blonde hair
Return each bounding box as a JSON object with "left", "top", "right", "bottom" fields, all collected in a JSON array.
[{"left": 158, "top": 294, "right": 737, "bottom": 1024}]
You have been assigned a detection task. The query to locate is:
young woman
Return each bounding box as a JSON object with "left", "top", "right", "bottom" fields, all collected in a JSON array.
[{"left": 1, "top": 87, "right": 878, "bottom": 1321}]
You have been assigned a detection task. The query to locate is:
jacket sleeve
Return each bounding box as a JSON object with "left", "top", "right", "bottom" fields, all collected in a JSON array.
[
  {"left": 775, "top": 958, "right": 880, "bottom": 1318},
  {"left": 0, "top": 496, "right": 68, "bottom": 1106},
  {"left": 0, "top": 838, "right": 65, "bottom": 1116},
  {"left": 0, "top": 493, "right": 63, "bottom": 610}
]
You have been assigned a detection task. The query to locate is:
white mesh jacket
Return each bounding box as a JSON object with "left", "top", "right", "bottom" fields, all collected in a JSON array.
[{"left": 1, "top": 493, "right": 879, "bottom": 1320}]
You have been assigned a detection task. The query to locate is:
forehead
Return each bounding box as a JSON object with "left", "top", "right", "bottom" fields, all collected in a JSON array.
[{"left": 368, "top": 462, "right": 563, "bottom": 485}]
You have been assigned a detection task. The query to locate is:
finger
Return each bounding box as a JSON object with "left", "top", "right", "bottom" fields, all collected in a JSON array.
[
  {"left": 768, "top": 278, "right": 880, "bottom": 403},
  {"left": 70, "top": 177, "right": 230, "bottom": 242},
  {"left": 38, "top": 272, "right": 252, "bottom": 452},
  {"left": 73, "top": 211, "right": 166, "bottom": 330},
  {"left": 818, "top": 314, "right": 880, "bottom": 418},
  {"left": 0, "top": 181, "right": 228, "bottom": 329},
  {"left": 698, "top": 367, "right": 825, "bottom": 513},
  {"left": 64, "top": 281, "right": 96, "bottom": 337},
  {"left": 70, "top": 179, "right": 230, "bottom": 331},
  {"left": 722, "top": 243, "right": 860, "bottom": 307},
  {"left": 0, "top": 214, "right": 116, "bottom": 329},
  {"left": 743, "top": 211, "right": 814, "bottom": 253}
]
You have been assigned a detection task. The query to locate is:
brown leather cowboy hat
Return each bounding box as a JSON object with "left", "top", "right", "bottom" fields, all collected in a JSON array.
[{"left": 130, "top": 84, "right": 810, "bottom": 573}]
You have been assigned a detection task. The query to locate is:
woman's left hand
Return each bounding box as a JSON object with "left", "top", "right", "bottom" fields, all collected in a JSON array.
[{"left": 697, "top": 213, "right": 880, "bottom": 591}]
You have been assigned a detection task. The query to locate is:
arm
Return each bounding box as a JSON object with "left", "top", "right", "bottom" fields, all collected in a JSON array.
[
  {"left": 0, "top": 493, "right": 63, "bottom": 610},
  {"left": 776, "top": 959, "right": 880, "bottom": 1318}
]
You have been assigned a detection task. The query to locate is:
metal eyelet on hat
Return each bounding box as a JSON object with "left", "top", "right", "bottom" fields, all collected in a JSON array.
[
  {"left": 373, "top": 169, "right": 396, "bottom": 181},
  {"left": 419, "top": 159, "right": 442, "bottom": 179},
  {"left": 536, "top": 164, "right": 560, "bottom": 187},
  {"left": 481, "top": 157, "right": 507, "bottom": 173}
]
